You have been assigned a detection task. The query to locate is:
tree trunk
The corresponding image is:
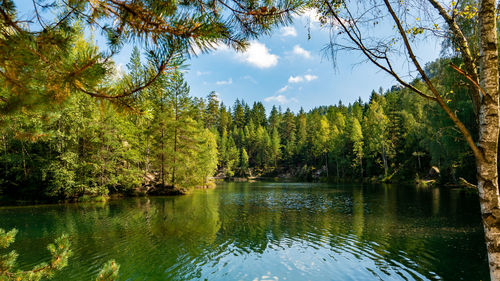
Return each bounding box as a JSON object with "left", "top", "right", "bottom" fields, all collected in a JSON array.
[
  {"left": 477, "top": 158, "right": 500, "bottom": 281},
  {"left": 100, "top": 126, "right": 104, "bottom": 188},
  {"left": 145, "top": 130, "right": 150, "bottom": 175},
  {"left": 161, "top": 127, "right": 165, "bottom": 187},
  {"left": 172, "top": 126, "right": 177, "bottom": 186},
  {"left": 172, "top": 91, "right": 179, "bottom": 186},
  {"left": 21, "top": 142, "right": 26, "bottom": 178},
  {"left": 336, "top": 158, "right": 340, "bottom": 179},
  {"left": 382, "top": 144, "right": 388, "bottom": 178},
  {"left": 477, "top": 0, "right": 500, "bottom": 279},
  {"left": 325, "top": 153, "right": 329, "bottom": 178},
  {"left": 360, "top": 156, "right": 363, "bottom": 178}
]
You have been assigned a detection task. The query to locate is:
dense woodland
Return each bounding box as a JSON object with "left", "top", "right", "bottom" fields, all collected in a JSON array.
[
  {"left": 0, "top": 0, "right": 482, "bottom": 202},
  {"left": 212, "top": 58, "right": 476, "bottom": 183},
  {"left": 0, "top": 40, "right": 477, "bottom": 200}
]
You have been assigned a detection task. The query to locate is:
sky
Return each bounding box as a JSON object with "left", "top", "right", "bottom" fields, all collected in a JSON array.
[
  {"left": 14, "top": 1, "right": 443, "bottom": 112},
  {"left": 182, "top": 12, "right": 443, "bottom": 112}
]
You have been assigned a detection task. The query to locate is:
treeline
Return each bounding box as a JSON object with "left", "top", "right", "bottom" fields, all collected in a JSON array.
[
  {"left": 0, "top": 47, "right": 218, "bottom": 200},
  {"left": 0, "top": 51, "right": 476, "bottom": 200},
  {"left": 213, "top": 58, "right": 476, "bottom": 183}
]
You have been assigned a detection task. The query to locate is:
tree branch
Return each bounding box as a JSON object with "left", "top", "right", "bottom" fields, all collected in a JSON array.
[
  {"left": 449, "top": 62, "right": 488, "bottom": 96},
  {"left": 383, "top": 0, "right": 484, "bottom": 162},
  {"left": 427, "top": 0, "right": 481, "bottom": 113},
  {"left": 323, "top": 0, "right": 437, "bottom": 102}
]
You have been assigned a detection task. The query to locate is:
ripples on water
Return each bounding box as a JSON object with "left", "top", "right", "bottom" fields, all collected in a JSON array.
[{"left": 0, "top": 182, "right": 489, "bottom": 280}]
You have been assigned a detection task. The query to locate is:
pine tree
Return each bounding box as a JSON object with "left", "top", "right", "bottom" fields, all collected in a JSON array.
[
  {"left": 0, "top": 0, "right": 303, "bottom": 112},
  {"left": 240, "top": 148, "right": 250, "bottom": 176},
  {"left": 270, "top": 127, "right": 281, "bottom": 168},
  {"left": 233, "top": 99, "right": 246, "bottom": 128},
  {"left": 0, "top": 228, "right": 119, "bottom": 281},
  {"left": 204, "top": 92, "right": 220, "bottom": 129},
  {"left": 295, "top": 109, "right": 307, "bottom": 163},
  {"left": 268, "top": 105, "right": 281, "bottom": 132}
]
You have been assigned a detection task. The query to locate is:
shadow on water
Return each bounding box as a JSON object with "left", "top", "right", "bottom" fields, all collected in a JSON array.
[{"left": 0, "top": 182, "right": 489, "bottom": 280}]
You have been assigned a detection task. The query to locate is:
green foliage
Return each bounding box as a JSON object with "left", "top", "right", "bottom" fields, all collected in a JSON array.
[
  {"left": 206, "top": 55, "right": 476, "bottom": 183},
  {"left": 0, "top": 0, "right": 303, "bottom": 113},
  {"left": 0, "top": 229, "right": 119, "bottom": 281},
  {"left": 240, "top": 148, "right": 250, "bottom": 176},
  {"left": 0, "top": 0, "right": 480, "bottom": 195},
  {"left": 0, "top": 67, "right": 220, "bottom": 198},
  {"left": 95, "top": 260, "right": 120, "bottom": 281},
  {"left": 0, "top": 229, "right": 72, "bottom": 281},
  {"left": 349, "top": 117, "right": 364, "bottom": 175}
]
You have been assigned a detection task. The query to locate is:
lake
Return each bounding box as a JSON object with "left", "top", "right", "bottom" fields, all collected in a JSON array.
[{"left": 0, "top": 182, "right": 489, "bottom": 280}]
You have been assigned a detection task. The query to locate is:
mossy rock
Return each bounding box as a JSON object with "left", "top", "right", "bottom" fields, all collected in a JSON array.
[
  {"left": 78, "top": 195, "right": 109, "bottom": 202},
  {"left": 415, "top": 179, "right": 436, "bottom": 187}
]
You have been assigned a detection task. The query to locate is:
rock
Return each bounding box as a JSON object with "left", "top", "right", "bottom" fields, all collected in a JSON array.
[{"left": 428, "top": 166, "right": 440, "bottom": 178}]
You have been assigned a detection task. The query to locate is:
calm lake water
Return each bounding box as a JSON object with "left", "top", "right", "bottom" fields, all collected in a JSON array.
[{"left": 0, "top": 182, "right": 489, "bottom": 280}]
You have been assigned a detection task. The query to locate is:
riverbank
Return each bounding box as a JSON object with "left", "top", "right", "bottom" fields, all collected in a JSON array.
[
  {"left": 0, "top": 182, "right": 218, "bottom": 206},
  {"left": 0, "top": 173, "right": 475, "bottom": 207}
]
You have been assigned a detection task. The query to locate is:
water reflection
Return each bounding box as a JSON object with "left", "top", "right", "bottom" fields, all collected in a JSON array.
[{"left": 0, "top": 182, "right": 488, "bottom": 280}]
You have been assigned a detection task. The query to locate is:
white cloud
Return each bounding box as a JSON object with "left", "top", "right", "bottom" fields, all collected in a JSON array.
[
  {"left": 295, "top": 8, "right": 347, "bottom": 29},
  {"left": 216, "top": 78, "right": 232, "bottom": 85},
  {"left": 264, "top": 95, "right": 298, "bottom": 104},
  {"left": 281, "top": 26, "right": 297, "bottom": 37},
  {"left": 298, "top": 8, "right": 321, "bottom": 24},
  {"left": 277, "top": 85, "right": 289, "bottom": 93},
  {"left": 288, "top": 76, "right": 304, "bottom": 83},
  {"left": 292, "top": 45, "right": 311, "bottom": 59},
  {"left": 288, "top": 74, "right": 318, "bottom": 83},
  {"left": 304, "top": 74, "right": 318, "bottom": 81},
  {"left": 237, "top": 41, "right": 278, "bottom": 68},
  {"left": 196, "top": 71, "right": 210, "bottom": 76}
]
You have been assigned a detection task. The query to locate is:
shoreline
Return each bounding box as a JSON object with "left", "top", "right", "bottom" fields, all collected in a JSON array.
[{"left": 0, "top": 177, "right": 474, "bottom": 207}]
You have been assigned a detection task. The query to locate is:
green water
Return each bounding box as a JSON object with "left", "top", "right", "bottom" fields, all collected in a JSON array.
[{"left": 0, "top": 182, "right": 489, "bottom": 280}]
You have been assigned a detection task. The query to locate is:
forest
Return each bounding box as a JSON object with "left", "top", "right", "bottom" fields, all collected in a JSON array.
[
  {"left": 0, "top": 0, "right": 480, "bottom": 200},
  {"left": 0, "top": 46, "right": 476, "bottom": 200},
  {"left": 212, "top": 58, "right": 476, "bottom": 184},
  {"left": 0, "top": 0, "right": 483, "bottom": 203}
]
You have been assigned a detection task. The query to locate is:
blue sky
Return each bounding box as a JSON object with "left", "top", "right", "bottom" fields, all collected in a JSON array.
[
  {"left": 182, "top": 11, "right": 442, "bottom": 112},
  {"left": 14, "top": 1, "right": 442, "bottom": 112}
]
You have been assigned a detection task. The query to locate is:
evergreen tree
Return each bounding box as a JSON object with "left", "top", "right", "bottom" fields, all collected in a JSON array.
[
  {"left": 233, "top": 99, "right": 246, "bottom": 128},
  {"left": 349, "top": 118, "right": 364, "bottom": 177},
  {"left": 204, "top": 92, "right": 220, "bottom": 129},
  {"left": 0, "top": 228, "right": 119, "bottom": 281},
  {"left": 240, "top": 148, "right": 250, "bottom": 176},
  {"left": 270, "top": 127, "right": 281, "bottom": 168},
  {"left": 0, "top": 0, "right": 303, "bottom": 113}
]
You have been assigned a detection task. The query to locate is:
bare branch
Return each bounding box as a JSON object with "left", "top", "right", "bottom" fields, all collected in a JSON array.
[
  {"left": 32, "top": 0, "right": 47, "bottom": 29},
  {"left": 383, "top": 0, "right": 484, "bottom": 162},
  {"left": 323, "top": 0, "right": 437, "bottom": 101}
]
